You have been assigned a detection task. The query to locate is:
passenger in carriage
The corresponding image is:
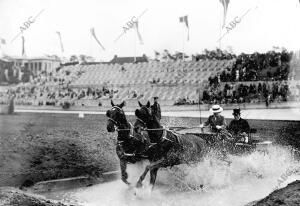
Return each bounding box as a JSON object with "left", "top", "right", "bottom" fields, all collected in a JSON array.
[
  {"left": 228, "top": 108, "right": 250, "bottom": 141},
  {"left": 200, "top": 105, "right": 227, "bottom": 133},
  {"left": 151, "top": 96, "right": 161, "bottom": 121}
]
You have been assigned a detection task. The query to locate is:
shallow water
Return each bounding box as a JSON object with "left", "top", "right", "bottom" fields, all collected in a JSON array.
[{"left": 49, "top": 145, "right": 300, "bottom": 206}]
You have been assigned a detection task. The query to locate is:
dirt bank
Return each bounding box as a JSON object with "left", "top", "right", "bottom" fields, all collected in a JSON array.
[
  {"left": 0, "top": 187, "right": 66, "bottom": 206},
  {"left": 248, "top": 180, "right": 300, "bottom": 206}
]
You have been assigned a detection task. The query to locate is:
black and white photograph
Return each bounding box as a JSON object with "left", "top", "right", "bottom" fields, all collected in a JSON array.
[{"left": 0, "top": 0, "right": 300, "bottom": 205}]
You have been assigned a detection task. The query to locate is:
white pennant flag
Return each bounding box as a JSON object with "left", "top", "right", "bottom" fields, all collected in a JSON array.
[
  {"left": 90, "top": 27, "right": 105, "bottom": 51},
  {"left": 56, "top": 31, "right": 64, "bottom": 53},
  {"left": 134, "top": 21, "right": 144, "bottom": 44},
  {"left": 219, "top": 0, "right": 230, "bottom": 28}
]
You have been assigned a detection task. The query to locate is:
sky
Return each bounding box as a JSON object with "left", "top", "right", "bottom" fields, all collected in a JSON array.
[{"left": 0, "top": 0, "right": 299, "bottom": 61}]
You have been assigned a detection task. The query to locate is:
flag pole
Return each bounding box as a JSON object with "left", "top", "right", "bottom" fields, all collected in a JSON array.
[
  {"left": 219, "top": 4, "right": 222, "bottom": 50},
  {"left": 199, "top": 88, "right": 202, "bottom": 124},
  {"left": 198, "top": 87, "right": 204, "bottom": 133},
  {"left": 21, "top": 35, "right": 25, "bottom": 57},
  {"left": 134, "top": 25, "right": 137, "bottom": 63},
  {"left": 182, "top": 20, "right": 185, "bottom": 62}
]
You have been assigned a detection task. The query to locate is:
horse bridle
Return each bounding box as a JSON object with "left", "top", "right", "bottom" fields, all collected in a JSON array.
[
  {"left": 136, "top": 118, "right": 147, "bottom": 130},
  {"left": 107, "top": 106, "right": 131, "bottom": 132}
]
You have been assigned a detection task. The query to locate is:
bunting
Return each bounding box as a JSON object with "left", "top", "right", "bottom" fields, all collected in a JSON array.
[
  {"left": 56, "top": 31, "right": 64, "bottom": 53},
  {"left": 90, "top": 27, "right": 105, "bottom": 51},
  {"left": 219, "top": 0, "right": 230, "bottom": 28},
  {"left": 134, "top": 21, "right": 144, "bottom": 44},
  {"left": 179, "top": 15, "right": 189, "bottom": 41}
]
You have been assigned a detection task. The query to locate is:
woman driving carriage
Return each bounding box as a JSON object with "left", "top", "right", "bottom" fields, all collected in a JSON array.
[{"left": 200, "top": 105, "right": 227, "bottom": 133}]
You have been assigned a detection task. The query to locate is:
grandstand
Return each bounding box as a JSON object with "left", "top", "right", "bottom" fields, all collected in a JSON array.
[
  {"left": 67, "top": 59, "right": 235, "bottom": 102},
  {"left": 1, "top": 50, "right": 300, "bottom": 108}
]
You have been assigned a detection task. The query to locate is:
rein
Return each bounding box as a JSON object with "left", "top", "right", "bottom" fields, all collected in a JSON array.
[{"left": 145, "top": 128, "right": 165, "bottom": 131}]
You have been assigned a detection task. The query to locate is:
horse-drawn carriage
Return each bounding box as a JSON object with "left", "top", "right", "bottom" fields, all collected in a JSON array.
[
  {"left": 106, "top": 100, "right": 272, "bottom": 189},
  {"left": 168, "top": 126, "right": 272, "bottom": 155}
]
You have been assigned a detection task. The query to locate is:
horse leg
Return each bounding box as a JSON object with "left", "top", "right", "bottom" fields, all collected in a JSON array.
[
  {"left": 120, "top": 159, "right": 130, "bottom": 185},
  {"left": 136, "top": 159, "right": 165, "bottom": 188},
  {"left": 149, "top": 168, "right": 159, "bottom": 190},
  {"left": 136, "top": 164, "right": 150, "bottom": 188}
]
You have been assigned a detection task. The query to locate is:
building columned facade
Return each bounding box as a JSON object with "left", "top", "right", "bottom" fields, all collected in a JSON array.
[
  {"left": 0, "top": 56, "right": 61, "bottom": 84},
  {"left": 13, "top": 57, "right": 61, "bottom": 75}
]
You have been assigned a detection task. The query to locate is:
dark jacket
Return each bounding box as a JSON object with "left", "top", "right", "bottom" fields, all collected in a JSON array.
[
  {"left": 204, "top": 115, "right": 226, "bottom": 133},
  {"left": 151, "top": 102, "right": 161, "bottom": 120},
  {"left": 228, "top": 118, "right": 250, "bottom": 135}
]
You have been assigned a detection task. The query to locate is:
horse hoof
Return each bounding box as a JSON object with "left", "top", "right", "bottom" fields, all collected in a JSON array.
[
  {"left": 136, "top": 181, "right": 142, "bottom": 188},
  {"left": 122, "top": 178, "right": 130, "bottom": 185}
]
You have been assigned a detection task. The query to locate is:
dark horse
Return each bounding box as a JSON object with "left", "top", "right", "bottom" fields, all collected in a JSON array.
[
  {"left": 134, "top": 101, "right": 208, "bottom": 189},
  {"left": 106, "top": 100, "right": 149, "bottom": 185}
]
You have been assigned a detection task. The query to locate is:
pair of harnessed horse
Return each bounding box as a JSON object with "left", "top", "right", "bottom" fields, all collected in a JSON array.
[{"left": 107, "top": 105, "right": 181, "bottom": 157}]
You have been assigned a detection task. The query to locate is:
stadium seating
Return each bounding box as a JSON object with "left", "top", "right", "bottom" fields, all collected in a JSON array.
[
  {"left": 63, "top": 59, "right": 235, "bottom": 103},
  {"left": 10, "top": 51, "right": 300, "bottom": 106}
]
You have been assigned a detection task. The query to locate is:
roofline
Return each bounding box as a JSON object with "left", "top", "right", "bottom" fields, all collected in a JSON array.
[
  {"left": 14, "top": 58, "right": 61, "bottom": 62},
  {"left": 2, "top": 55, "right": 61, "bottom": 62}
]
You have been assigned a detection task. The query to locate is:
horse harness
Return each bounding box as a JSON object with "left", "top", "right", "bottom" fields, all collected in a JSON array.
[
  {"left": 135, "top": 118, "right": 181, "bottom": 145},
  {"left": 107, "top": 106, "right": 125, "bottom": 127},
  {"left": 115, "top": 122, "right": 143, "bottom": 157},
  {"left": 108, "top": 106, "right": 137, "bottom": 145}
]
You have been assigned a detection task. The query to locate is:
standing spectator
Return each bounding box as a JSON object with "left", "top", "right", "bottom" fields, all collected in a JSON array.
[
  {"left": 265, "top": 94, "right": 271, "bottom": 107},
  {"left": 8, "top": 94, "right": 15, "bottom": 114},
  {"left": 151, "top": 96, "right": 161, "bottom": 121}
]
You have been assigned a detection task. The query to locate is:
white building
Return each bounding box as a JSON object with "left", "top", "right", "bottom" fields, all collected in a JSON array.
[{"left": 13, "top": 56, "right": 61, "bottom": 75}]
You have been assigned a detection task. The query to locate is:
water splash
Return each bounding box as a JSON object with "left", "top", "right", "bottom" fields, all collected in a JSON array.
[{"left": 62, "top": 145, "right": 300, "bottom": 206}]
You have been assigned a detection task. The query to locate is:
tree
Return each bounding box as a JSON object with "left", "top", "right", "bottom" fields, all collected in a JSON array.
[
  {"left": 79, "top": 54, "right": 87, "bottom": 63},
  {"left": 85, "top": 56, "right": 95, "bottom": 62},
  {"left": 70, "top": 55, "right": 78, "bottom": 62},
  {"left": 78, "top": 54, "right": 95, "bottom": 63}
]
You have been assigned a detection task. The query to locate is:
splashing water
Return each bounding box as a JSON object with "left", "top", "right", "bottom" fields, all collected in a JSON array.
[{"left": 58, "top": 144, "right": 300, "bottom": 206}]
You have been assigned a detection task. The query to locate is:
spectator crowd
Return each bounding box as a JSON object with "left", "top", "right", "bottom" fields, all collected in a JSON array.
[
  {"left": 8, "top": 85, "right": 118, "bottom": 107},
  {"left": 1, "top": 49, "right": 299, "bottom": 107},
  {"left": 201, "top": 81, "right": 297, "bottom": 105},
  {"left": 201, "top": 49, "right": 300, "bottom": 105}
]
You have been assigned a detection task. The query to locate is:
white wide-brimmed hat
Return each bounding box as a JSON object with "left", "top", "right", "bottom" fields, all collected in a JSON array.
[{"left": 209, "top": 105, "right": 223, "bottom": 113}]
